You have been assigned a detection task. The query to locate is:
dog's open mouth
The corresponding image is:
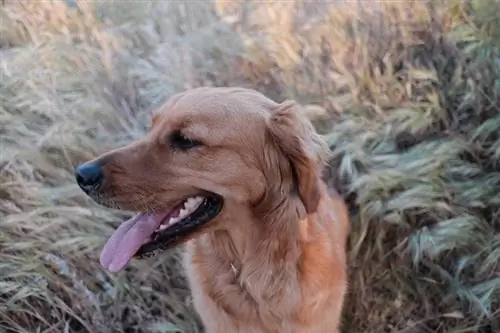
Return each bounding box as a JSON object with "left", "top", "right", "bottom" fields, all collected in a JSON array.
[{"left": 99, "top": 194, "right": 223, "bottom": 273}]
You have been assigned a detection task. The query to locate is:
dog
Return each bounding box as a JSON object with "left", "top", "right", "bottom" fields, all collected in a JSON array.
[{"left": 75, "top": 87, "right": 350, "bottom": 333}]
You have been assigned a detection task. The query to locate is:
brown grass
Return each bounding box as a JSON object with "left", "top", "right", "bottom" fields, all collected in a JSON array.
[{"left": 1, "top": 0, "right": 499, "bottom": 332}]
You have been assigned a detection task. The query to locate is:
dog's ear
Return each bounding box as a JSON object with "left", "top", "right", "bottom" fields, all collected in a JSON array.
[{"left": 267, "top": 100, "right": 329, "bottom": 214}]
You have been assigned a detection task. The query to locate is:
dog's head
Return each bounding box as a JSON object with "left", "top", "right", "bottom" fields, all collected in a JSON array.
[{"left": 75, "top": 87, "right": 328, "bottom": 272}]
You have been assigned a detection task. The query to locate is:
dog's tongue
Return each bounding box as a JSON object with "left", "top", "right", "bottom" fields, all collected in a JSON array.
[{"left": 100, "top": 212, "right": 168, "bottom": 273}]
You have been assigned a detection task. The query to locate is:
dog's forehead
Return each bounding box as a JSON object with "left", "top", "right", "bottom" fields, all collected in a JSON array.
[{"left": 153, "top": 90, "right": 273, "bottom": 131}]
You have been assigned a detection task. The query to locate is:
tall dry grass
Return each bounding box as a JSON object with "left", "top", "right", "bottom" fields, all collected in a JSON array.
[{"left": 1, "top": 0, "right": 499, "bottom": 332}]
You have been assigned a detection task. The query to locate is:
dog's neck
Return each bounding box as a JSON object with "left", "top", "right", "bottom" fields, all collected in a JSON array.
[
  {"left": 203, "top": 192, "right": 311, "bottom": 278},
  {"left": 187, "top": 185, "right": 329, "bottom": 328}
]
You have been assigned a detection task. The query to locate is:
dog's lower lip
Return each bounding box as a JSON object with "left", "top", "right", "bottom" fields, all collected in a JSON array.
[{"left": 134, "top": 194, "right": 224, "bottom": 258}]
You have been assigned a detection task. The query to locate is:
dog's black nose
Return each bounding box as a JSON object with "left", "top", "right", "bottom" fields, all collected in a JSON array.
[{"left": 75, "top": 162, "right": 103, "bottom": 192}]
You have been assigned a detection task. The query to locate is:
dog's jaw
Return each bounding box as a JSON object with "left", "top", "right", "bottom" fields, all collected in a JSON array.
[{"left": 99, "top": 194, "right": 224, "bottom": 272}]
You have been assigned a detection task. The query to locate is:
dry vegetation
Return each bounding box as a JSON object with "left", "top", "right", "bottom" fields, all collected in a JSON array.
[{"left": 1, "top": 0, "right": 499, "bottom": 332}]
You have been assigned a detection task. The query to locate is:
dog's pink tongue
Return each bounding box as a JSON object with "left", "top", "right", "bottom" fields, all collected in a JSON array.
[{"left": 100, "top": 212, "right": 163, "bottom": 273}]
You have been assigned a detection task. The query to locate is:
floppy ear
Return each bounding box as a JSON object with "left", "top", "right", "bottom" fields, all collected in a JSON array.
[{"left": 267, "top": 100, "right": 329, "bottom": 214}]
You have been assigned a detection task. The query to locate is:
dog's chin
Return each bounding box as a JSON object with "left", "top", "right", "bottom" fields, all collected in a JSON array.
[{"left": 135, "top": 193, "right": 224, "bottom": 258}]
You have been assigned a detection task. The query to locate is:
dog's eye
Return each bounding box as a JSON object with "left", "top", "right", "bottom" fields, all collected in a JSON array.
[{"left": 170, "top": 130, "right": 203, "bottom": 150}]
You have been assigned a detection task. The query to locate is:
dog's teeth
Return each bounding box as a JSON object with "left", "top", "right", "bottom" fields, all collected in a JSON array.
[
  {"left": 179, "top": 208, "right": 188, "bottom": 219},
  {"left": 185, "top": 197, "right": 193, "bottom": 208},
  {"left": 184, "top": 199, "right": 194, "bottom": 210},
  {"left": 155, "top": 196, "right": 205, "bottom": 231},
  {"left": 185, "top": 196, "right": 203, "bottom": 213},
  {"left": 185, "top": 196, "right": 202, "bottom": 209},
  {"left": 168, "top": 215, "right": 181, "bottom": 225}
]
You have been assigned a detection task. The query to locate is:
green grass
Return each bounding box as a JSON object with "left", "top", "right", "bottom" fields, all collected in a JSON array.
[{"left": 1, "top": 0, "right": 499, "bottom": 332}]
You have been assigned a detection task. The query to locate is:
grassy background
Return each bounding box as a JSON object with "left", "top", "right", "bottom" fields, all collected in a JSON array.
[{"left": 1, "top": 0, "right": 499, "bottom": 332}]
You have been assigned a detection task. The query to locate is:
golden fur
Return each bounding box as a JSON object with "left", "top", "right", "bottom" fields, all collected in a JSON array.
[{"left": 87, "top": 87, "right": 350, "bottom": 332}]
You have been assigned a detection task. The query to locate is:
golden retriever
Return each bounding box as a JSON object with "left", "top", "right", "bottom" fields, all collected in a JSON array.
[{"left": 75, "top": 87, "right": 350, "bottom": 333}]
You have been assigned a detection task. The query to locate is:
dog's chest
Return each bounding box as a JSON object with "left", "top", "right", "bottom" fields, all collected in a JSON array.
[
  {"left": 184, "top": 242, "right": 298, "bottom": 331},
  {"left": 191, "top": 252, "right": 281, "bottom": 305}
]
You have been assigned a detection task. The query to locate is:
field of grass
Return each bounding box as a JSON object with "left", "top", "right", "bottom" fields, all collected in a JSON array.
[{"left": 1, "top": 0, "right": 499, "bottom": 332}]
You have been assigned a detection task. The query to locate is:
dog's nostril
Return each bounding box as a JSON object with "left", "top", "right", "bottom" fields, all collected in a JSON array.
[
  {"left": 76, "top": 173, "right": 85, "bottom": 184},
  {"left": 75, "top": 162, "right": 103, "bottom": 191}
]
